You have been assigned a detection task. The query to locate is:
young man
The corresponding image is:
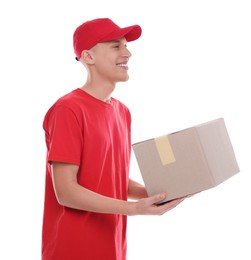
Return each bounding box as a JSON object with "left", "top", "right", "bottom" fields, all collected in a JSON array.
[{"left": 42, "top": 18, "right": 186, "bottom": 260}]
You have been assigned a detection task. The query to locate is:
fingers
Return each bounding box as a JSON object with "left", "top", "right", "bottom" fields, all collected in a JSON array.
[
  {"left": 134, "top": 193, "right": 186, "bottom": 216},
  {"left": 146, "top": 192, "right": 167, "bottom": 206},
  {"left": 155, "top": 197, "right": 185, "bottom": 215}
]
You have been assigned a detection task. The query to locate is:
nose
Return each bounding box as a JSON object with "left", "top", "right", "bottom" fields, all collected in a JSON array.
[{"left": 122, "top": 46, "right": 132, "bottom": 58}]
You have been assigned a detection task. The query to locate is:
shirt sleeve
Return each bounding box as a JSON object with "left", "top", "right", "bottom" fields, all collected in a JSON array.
[{"left": 44, "top": 104, "right": 83, "bottom": 165}]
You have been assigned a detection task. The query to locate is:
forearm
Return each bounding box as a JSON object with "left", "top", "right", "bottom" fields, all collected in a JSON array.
[
  {"left": 128, "top": 178, "right": 148, "bottom": 200},
  {"left": 52, "top": 162, "right": 136, "bottom": 215},
  {"left": 60, "top": 178, "right": 149, "bottom": 213},
  {"left": 56, "top": 182, "right": 186, "bottom": 216},
  {"left": 56, "top": 183, "right": 135, "bottom": 215}
]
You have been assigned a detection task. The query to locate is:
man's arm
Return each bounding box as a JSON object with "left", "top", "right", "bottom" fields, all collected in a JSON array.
[
  {"left": 52, "top": 162, "right": 186, "bottom": 216},
  {"left": 128, "top": 178, "right": 148, "bottom": 200}
]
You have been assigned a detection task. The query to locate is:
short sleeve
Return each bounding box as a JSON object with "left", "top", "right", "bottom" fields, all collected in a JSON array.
[{"left": 44, "top": 105, "right": 83, "bottom": 165}]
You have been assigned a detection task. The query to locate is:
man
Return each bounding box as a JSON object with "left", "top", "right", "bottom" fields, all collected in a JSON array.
[{"left": 42, "top": 18, "right": 185, "bottom": 260}]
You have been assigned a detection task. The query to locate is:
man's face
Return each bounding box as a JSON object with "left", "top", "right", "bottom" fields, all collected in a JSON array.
[{"left": 90, "top": 37, "right": 132, "bottom": 83}]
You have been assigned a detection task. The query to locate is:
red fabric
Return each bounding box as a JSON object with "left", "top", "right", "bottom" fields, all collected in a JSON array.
[
  {"left": 73, "top": 18, "right": 142, "bottom": 59},
  {"left": 42, "top": 88, "right": 131, "bottom": 260}
]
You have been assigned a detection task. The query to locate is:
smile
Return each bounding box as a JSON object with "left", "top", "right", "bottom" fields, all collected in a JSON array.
[{"left": 116, "top": 63, "right": 129, "bottom": 70}]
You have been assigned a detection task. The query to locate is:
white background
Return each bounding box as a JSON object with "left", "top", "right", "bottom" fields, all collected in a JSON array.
[{"left": 1, "top": 0, "right": 250, "bottom": 259}]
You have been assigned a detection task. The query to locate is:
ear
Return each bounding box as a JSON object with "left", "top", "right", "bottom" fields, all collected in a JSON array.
[{"left": 80, "top": 50, "right": 95, "bottom": 65}]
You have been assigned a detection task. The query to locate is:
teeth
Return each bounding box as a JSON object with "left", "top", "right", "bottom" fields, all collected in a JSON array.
[{"left": 117, "top": 63, "right": 127, "bottom": 67}]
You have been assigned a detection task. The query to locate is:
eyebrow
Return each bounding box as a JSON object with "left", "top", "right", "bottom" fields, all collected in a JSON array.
[{"left": 107, "top": 39, "right": 128, "bottom": 44}]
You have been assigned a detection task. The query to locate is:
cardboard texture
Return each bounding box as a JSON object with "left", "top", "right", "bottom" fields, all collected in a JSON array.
[{"left": 132, "top": 118, "right": 240, "bottom": 203}]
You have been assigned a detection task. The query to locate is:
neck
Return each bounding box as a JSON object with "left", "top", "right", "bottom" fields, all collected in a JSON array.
[{"left": 81, "top": 81, "right": 115, "bottom": 103}]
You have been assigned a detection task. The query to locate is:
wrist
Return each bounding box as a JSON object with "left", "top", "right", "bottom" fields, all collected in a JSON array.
[{"left": 124, "top": 201, "right": 137, "bottom": 216}]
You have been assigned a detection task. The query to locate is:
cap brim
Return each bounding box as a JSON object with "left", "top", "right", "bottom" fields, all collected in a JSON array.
[{"left": 100, "top": 25, "right": 142, "bottom": 43}]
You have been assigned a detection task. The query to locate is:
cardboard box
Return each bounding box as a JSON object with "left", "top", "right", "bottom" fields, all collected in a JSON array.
[{"left": 132, "top": 118, "right": 240, "bottom": 203}]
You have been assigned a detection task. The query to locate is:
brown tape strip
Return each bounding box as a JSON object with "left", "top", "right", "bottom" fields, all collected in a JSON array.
[{"left": 154, "top": 135, "right": 176, "bottom": 165}]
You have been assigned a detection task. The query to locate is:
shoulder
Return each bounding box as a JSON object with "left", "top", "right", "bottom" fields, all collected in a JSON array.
[
  {"left": 46, "top": 89, "right": 85, "bottom": 113},
  {"left": 111, "top": 98, "right": 131, "bottom": 122},
  {"left": 54, "top": 89, "right": 82, "bottom": 106},
  {"left": 43, "top": 89, "right": 84, "bottom": 123},
  {"left": 111, "top": 97, "right": 130, "bottom": 113}
]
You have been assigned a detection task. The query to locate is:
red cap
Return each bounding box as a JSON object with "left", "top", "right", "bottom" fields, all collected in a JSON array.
[{"left": 73, "top": 18, "right": 142, "bottom": 60}]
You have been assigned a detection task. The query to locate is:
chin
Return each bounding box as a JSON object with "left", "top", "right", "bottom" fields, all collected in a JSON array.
[
  {"left": 121, "top": 75, "right": 130, "bottom": 82},
  {"left": 114, "top": 74, "right": 129, "bottom": 83}
]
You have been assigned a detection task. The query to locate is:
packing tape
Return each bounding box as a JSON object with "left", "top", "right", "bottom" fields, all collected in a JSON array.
[{"left": 154, "top": 135, "right": 176, "bottom": 165}]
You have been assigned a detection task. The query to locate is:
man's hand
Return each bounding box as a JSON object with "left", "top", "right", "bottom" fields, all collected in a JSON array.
[{"left": 130, "top": 193, "right": 186, "bottom": 216}]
